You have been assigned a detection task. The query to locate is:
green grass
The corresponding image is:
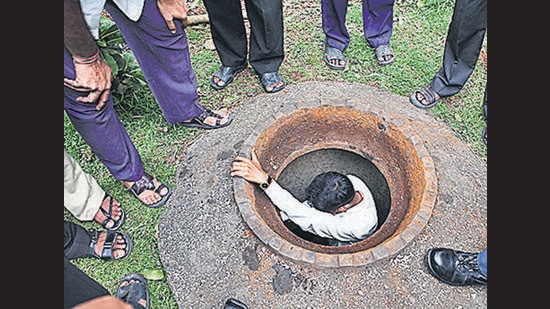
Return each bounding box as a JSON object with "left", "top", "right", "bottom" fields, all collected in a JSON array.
[{"left": 64, "top": 0, "right": 487, "bottom": 307}]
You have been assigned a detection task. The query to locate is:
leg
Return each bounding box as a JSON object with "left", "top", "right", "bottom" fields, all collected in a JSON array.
[
  {"left": 431, "top": 0, "right": 487, "bottom": 97},
  {"left": 64, "top": 221, "right": 132, "bottom": 261},
  {"left": 64, "top": 6, "right": 174, "bottom": 206},
  {"left": 410, "top": 0, "right": 486, "bottom": 107},
  {"left": 106, "top": 0, "right": 204, "bottom": 124},
  {"left": 321, "top": 0, "right": 351, "bottom": 52},
  {"left": 203, "top": 0, "right": 249, "bottom": 67},
  {"left": 64, "top": 255, "right": 110, "bottom": 308},
  {"left": 64, "top": 48, "right": 144, "bottom": 183},
  {"left": 203, "top": 0, "right": 248, "bottom": 90},
  {"left": 362, "top": 0, "right": 395, "bottom": 48},
  {"left": 64, "top": 150, "right": 125, "bottom": 230},
  {"left": 64, "top": 149, "right": 105, "bottom": 221},
  {"left": 244, "top": 0, "right": 285, "bottom": 74},
  {"left": 64, "top": 220, "right": 93, "bottom": 260},
  {"left": 363, "top": 0, "right": 395, "bottom": 65},
  {"left": 242, "top": 0, "right": 285, "bottom": 92}
]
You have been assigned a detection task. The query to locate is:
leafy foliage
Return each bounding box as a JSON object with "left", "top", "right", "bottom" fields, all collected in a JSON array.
[{"left": 97, "top": 15, "right": 148, "bottom": 105}]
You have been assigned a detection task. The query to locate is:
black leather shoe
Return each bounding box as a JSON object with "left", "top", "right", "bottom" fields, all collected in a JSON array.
[{"left": 426, "top": 248, "right": 487, "bottom": 286}]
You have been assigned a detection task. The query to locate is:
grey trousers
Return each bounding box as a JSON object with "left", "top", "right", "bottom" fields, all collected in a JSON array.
[{"left": 431, "top": 0, "right": 487, "bottom": 97}]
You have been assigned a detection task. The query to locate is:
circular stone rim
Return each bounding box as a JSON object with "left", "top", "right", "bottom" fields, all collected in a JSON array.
[{"left": 232, "top": 105, "right": 438, "bottom": 268}]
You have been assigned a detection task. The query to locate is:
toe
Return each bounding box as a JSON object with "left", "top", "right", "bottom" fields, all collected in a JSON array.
[{"left": 213, "top": 76, "right": 225, "bottom": 87}]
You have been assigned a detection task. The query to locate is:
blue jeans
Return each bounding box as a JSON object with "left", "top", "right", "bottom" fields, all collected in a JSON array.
[{"left": 477, "top": 248, "right": 487, "bottom": 277}]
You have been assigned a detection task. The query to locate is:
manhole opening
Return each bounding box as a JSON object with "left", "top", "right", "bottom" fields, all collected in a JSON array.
[
  {"left": 277, "top": 149, "right": 391, "bottom": 246},
  {"left": 234, "top": 105, "right": 436, "bottom": 266}
]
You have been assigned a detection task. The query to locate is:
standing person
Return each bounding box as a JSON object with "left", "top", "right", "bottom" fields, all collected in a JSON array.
[
  {"left": 65, "top": 0, "right": 234, "bottom": 206},
  {"left": 203, "top": 0, "right": 286, "bottom": 93},
  {"left": 322, "top": 0, "right": 396, "bottom": 70},
  {"left": 65, "top": 150, "right": 125, "bottom": 230},
  {"left": 409, "top": 0, "right": 487, "bottom": 109},
  {"left": 425, "top": 247, "right": 487, "bottom": 286}
]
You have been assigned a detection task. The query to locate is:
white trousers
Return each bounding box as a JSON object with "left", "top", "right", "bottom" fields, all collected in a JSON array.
[{"left": 64, "top": 150, "right": 104, "bottom": 221}]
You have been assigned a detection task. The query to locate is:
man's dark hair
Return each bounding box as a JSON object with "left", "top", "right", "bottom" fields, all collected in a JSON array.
[{"left": 304, "top": 171, "right": 355, "bottom": 213}]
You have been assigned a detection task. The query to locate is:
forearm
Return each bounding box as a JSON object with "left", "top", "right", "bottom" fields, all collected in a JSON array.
[
  {"left": 264, "top": 182, "right": 317, "bottom": 218},
  {"left": 64, "top": 0, "right": 99, "bottom": 58}
]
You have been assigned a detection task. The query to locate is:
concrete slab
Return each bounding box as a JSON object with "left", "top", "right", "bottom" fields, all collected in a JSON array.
[{"left": 158, "top": 81, "right": 487, "bottom": 308}]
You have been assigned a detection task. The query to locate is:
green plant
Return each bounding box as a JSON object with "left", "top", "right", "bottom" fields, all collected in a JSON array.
[{"left": 97, "top": 15, "right": 148, "bottom": 105}]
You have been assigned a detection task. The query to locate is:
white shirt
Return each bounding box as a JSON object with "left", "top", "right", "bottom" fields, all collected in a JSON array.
[
  {"left": 79, "top": 0, "right": 145, "bottom": 39},
  {"left": 264, "top": 175, "right": 378, "bottom": 242}
]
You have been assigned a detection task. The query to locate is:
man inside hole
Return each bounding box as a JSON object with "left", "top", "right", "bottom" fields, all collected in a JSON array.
[{"left": 230, "top": 148, "right": 378, "bottom": 246}]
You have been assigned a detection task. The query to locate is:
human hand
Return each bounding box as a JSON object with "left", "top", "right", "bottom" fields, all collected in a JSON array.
[
  {"left": 230, "top": 148, "right": 269, "bottom": 185},
  {"left": 157, "top": 0, "right": 188, "bottom": 33},
  {"left": 64, "top": 53, "right": 112, "bottom": 110}
]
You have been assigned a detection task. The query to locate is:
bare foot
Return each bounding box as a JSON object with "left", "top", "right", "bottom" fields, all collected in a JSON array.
[
  {"left": 123, "top": 179, "right": 163, "bottom": 205},
  {"left": 202, "top": 108, "right": 230, "bottom": 126},
  {"left": 212, "top": 76, "right": 226, "bottom": 88},
  {"left": 265, "top": 81, "right": 284, "bottom": 93},
  {"left": 181, "top": 108, "right": 232, "bottom": 129},
  {"left": 119, "top": 280, "right": 148, "bottom": 308},
  {"left": 93, "top": 231, "right": 130, "bottom": 260},
  {"left": 326, "top": 58, "right": 346, "bottom": 68},
  {"left": 415, "top": 91, "right": 441, "bottom": 105},
  {"left": 115, "top": 273, "right": 150, "bottom": 308},
  {"left": 122, "top": 172, "right": 171, "bottom": 208}
]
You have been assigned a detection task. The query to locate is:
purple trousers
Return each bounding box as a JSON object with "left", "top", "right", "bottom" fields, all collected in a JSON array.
[
  {"left": 64, "top": 0, "right": 203, "bottom": 181},
  {"left": 322, "top": 0, "right": 394, "bottom": 51}
]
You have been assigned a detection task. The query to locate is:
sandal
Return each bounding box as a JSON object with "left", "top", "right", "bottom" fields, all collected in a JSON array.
[
  {"left": 115, "top": 273, "right": 150, "bottom": 309},
  {"left": 210, "top": 63, "right": 247, "bottom": 90},
  {"left": 87, "top": 229, "right": 132, "bottom": 261},
  {"left": 374, "top": 44, "right": 394, "bottom": 66},
  {"left": 97, "top": 193, "right": 125, "bottom": 230},
  {"left": 126, "top": 172, "right": 172, "bottom": 208},
  {"left": 409, "top": 84, "right": 442, "bottom": 109},
  {"left": 181, "top": 108, "right": 233, "bottom": 130},
  {"left": 324, "top": 44, "right": 346, "bottom": 70},
  {"left": 259, "top": 71, "right": 285, "bottom": 93}
]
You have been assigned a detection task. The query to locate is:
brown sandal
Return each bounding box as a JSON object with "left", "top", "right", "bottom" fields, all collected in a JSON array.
[
  {"left": 181, "top": 109, "right": 233, "bottom": 130},
  {"left": 127, "top": 172, "right": 172, "bottom": 208}
]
